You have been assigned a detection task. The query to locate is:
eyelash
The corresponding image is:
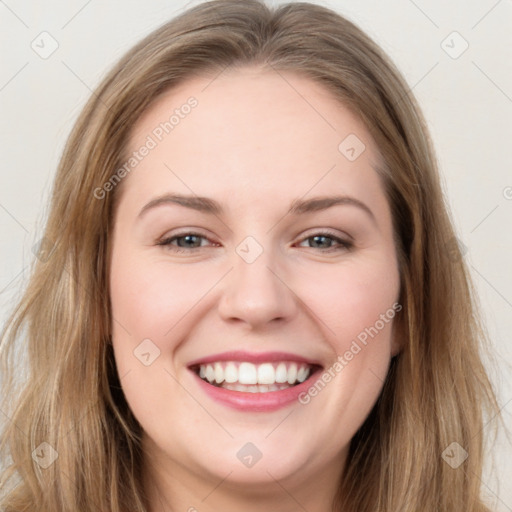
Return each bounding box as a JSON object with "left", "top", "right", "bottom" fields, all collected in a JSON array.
[{"left": 157, "top": 230, "right": 353, "bottom": 254}]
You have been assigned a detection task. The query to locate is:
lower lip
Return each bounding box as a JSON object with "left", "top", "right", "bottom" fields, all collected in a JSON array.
[{"left": 191, "top": 369, "right": 322, "bottom": 412}]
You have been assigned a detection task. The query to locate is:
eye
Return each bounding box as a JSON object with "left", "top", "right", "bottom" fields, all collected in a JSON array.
[
  {"left": 157, "top": 230, "right": 353, "bottom": 254},
  {"left": 296, "top": 231, "right": 353, "bottom": 252},
  {"left": 157, "top": 232, "right": 216, "bottom": 253}
]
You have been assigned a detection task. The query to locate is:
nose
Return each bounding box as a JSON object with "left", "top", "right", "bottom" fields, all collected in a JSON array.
[{"left": 217, "top": 245, "right": 297, "bottom": 329}]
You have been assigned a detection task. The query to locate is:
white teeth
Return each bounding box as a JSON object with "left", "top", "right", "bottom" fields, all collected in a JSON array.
[
  {"left": 257, "top": 363, "right": 275, "bottom": 384},
  {"left": 221, "top": 382, "right": 292, "bottom": 393},
  {"left": 214, "top": 362, "right": 224, "bottom": 384},
  {"left": 238, "top": 362, "right": 258, "bottom": 384},
  {"left": 297, "top": 366, "right": 309, "bottom": 383},
  {"left": 287, "top": 363, "right": 298, "bottom": 384},
  {"left": 196, "top": 361, "right": 313, "bottom": 388},
  {"left": 275, "top": 362, "right": 288, "bottom": 383},
  {"left": 205, "top": 365, "right": 215, "bottom": 383},
  {"left": 224, "top": 362, "right": 238, "bottom": 383}
]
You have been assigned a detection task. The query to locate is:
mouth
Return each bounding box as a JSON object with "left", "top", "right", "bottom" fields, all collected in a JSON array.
[
  {"left": 190, "top": 361, "right": 322, "bottom": 393},
  {"left": 187, "top": 351, "right": 323, "bottom": 411}
]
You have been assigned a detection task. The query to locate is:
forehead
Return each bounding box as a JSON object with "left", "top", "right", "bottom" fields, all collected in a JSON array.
[{"left": 122, "top": 67, "right": 386, "bottom": 215}]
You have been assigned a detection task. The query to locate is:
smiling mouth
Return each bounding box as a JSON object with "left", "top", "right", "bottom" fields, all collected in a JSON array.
[{"left": 190, "top": 361, "right": 322, "bottom": 393}]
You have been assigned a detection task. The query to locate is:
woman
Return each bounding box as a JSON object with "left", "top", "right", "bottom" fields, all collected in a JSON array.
[{"left": 0, "top": 1, "right": 503, "bottom": 511}]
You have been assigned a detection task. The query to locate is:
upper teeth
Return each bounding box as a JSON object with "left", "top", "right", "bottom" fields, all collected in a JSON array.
[{"left": 198, "top": 361, "right": 311, "bottom": 386}]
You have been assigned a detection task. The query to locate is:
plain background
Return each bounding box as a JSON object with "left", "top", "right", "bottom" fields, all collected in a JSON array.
[{"left": 0, "top": 0, "right": 511, "bottom": 509}]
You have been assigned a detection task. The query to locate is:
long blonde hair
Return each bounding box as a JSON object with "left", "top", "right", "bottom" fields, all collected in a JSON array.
[{"left": 0, "top": 1, "right": 504, "bottom": 510}]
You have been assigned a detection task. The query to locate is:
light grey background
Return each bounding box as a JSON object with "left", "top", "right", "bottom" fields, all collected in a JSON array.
[{"left": 0, "top": 0, "right": 511, "bottom": 509}]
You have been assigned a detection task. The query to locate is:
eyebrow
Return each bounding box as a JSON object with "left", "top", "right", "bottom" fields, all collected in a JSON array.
[{"left": 137, "top": 193, "right": 376, "bottom": 223}]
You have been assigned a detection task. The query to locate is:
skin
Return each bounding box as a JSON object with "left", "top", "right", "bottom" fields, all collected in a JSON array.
[{"left": 109, "top": 65, "right": 402, "bottom": 512}]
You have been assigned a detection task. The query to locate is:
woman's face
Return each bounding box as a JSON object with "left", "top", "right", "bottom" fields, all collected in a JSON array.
[{"left": 109, "top": 66, "right": 401, "bottom": 500}]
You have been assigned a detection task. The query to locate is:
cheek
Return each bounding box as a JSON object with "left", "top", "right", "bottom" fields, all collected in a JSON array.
[
  {"left": 110, "top": 244, "right": 400, "bottom": 354},
  {"left": 297, "top": 254, "right": 400, "bottom": 346},
  {"left": 109, "top": 250, "right": 207, "bottom": 428},
  {"left": 295, "top": 258, "right": 400, "bottom": 433},
  {"left": 109, "top": 249, "right": 217, "bottom": 344}
]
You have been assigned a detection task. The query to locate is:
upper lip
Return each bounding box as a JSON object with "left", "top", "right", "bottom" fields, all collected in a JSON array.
[{"left": 187, "top": 350, "right": 323, "bottom": 368}]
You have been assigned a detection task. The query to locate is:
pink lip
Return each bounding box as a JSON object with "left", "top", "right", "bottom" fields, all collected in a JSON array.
[
  {"left": 191, "top": 369, "right": 322, "bottom": 412},
  {"left": 187, "top": 350, "right": 323, "bottom": 412},
  {"left": 187, "top": 350, "right": 321, "bottom": 367}
]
